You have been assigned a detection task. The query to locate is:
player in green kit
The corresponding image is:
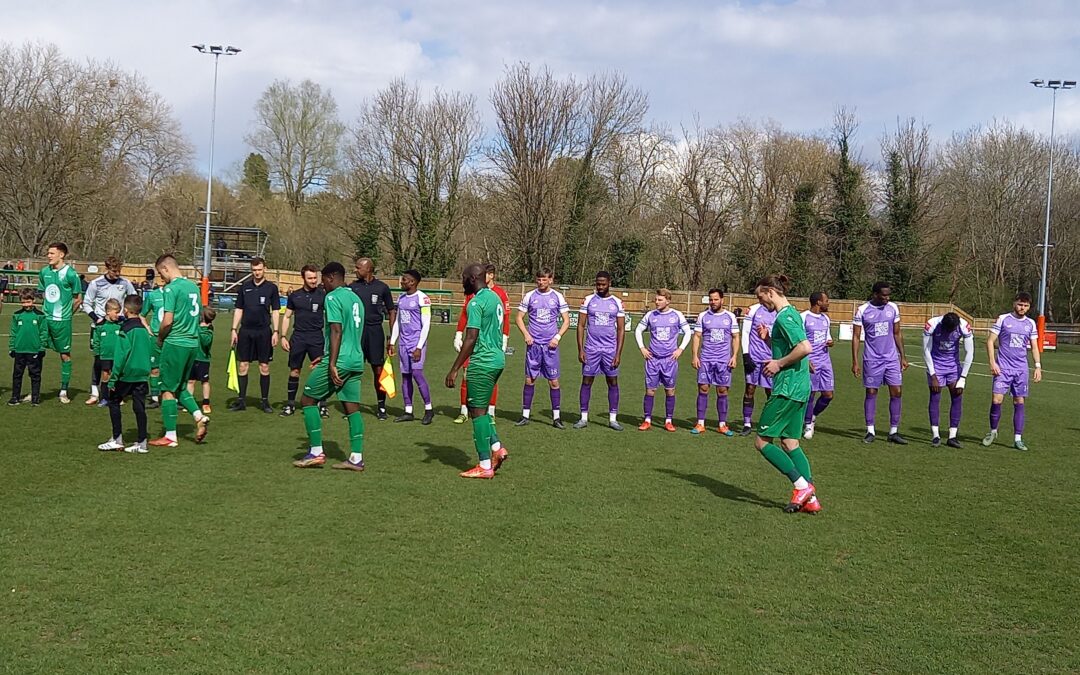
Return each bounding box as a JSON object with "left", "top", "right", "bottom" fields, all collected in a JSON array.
[
  {"left": 142, "top": 278, "right": 166, "bottom": 408},
  {"left": 445, "top": 263, "right": 509, "bottom": 479},
  {"left": 751, "top": 275, "right": 820, "bottom": 514},
  {"left": 293, "top": 262, "right": 369, "bottom": 471},
  {"left": 36, "top": 242, "right": 82, "bottom": 403},
  {"left": 148, "top": 255, "right": 210, "bottom": 448}
]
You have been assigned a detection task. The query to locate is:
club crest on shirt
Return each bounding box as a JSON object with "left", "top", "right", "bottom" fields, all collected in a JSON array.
[{"left": 45, "top": 285, "right": 60, "bottom": 303}]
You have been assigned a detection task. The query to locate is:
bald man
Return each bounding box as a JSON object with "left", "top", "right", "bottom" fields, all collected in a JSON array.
[{"left": 349, "top": 257, "right": 397, "bottom": 419}]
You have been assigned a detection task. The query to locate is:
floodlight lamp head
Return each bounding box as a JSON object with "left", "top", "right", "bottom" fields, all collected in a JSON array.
[
  {"left": 209, "top": 45, "right": 223, "bottom": 54},
  {"left": 1049, "top": 79, "right": 1062, "bottom": 88},
  {"left": 192, "top": 44, "right": 206, "bottom": 52},
  {"left": 1031, "top": 78, "right": 1045, "bottom": 87},
  {"left": 225, "top": 46, "right": 241, "bottom": 55},
  {"left": 1065, "top": 81, "right": 1077, "bottom": 89}
]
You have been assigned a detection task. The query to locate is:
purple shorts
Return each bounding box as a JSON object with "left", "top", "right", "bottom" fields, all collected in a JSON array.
[
  {"left": 926, "top": 368, "right": 958, "bottom": 388},
  {"left": 645, "top": 357, "right": 679, "bottom": 390},
  {"left": 993, "top": 369, "right": 1029, "bottom": 397},
  {"left": 583, "top": 350, "right": 619, "bottom": 378},
  {"left": 862, "top": 359, "right": 903, "bottom": 388},
  {"left": 525, "top": 343, "right": 561, "bottom": 380},
  {"left": 398, "top": 343, "right": 427, "bottom": 374},
  {"left": 697, "top": 361, "right": 731, "bottom": 387},
  {"left": 810, "top": 364, "right": 834, "bottom": 392},
  {"left": 745, "top": 362, "right": 774, "bottom": 389}
]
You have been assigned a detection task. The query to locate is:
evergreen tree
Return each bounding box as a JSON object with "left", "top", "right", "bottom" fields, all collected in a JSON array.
[
  {"left": 607, "top": 237, "right": 644, "bottom": 287},
  {"left": 242, "top": 153, "right": 272, "bottom": 199},
  {"left": 825, "top": 112, "right": 871, "bottom": 299},
  {"left": 879, "top": 150, "right": 919, "bottom": 300}
]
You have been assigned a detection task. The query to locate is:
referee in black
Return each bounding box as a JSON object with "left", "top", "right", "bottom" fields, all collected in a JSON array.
[
  {"left": 279, "top": 265, "right": 328, "bottom": 418},
  {"left": 350, "top": 257, "right": 396, "bottom": 420},
  {"left": 230, "top": 257, "right": 280, "bottom": 413}
]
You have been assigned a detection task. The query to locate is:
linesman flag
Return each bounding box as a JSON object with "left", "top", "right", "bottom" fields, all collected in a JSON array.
[
  {"left": 227, "top": 350, "right": 240, "bottom": 393},
  {"left": 378, "top": 360, "right": 397, "bottom": 399}
]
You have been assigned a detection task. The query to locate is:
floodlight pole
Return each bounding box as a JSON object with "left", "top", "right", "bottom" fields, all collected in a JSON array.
[
  {"left": 193, "top": 44, "right": 240, "bottom": 305},
  {"left": 1031, "top": 78, "right": 1074, "bottom": 343}
]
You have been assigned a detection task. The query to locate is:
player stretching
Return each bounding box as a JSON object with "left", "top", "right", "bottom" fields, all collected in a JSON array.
[
  {"left": 801, "top": 292, "right": 834, "bottom": 440},
  {"left": 982, "top": 292, "right": 1041, "bottom": 451},
  {"left": 453, "top": 264, "right": 510, "bottom": 422},
  {"left": 515, "top": 269, "right": 570, "bottom": 428},
  {"left": 751, "top": 275, "right": 819, "bottom": 514},
  {"left": 445, "top": 263, "right": 509, "bottom": 479},
  {"left": 279, "top": 265, "right": 328, "bottom": 418},
  {"left": 635, "top": 289, "right": 691, "bottom": 431},
  {"left": 852, "top": 282, "right": 909, "bottom": 444},
  {"left": 923, "top": 312, "right": 974, "bottom": 448},
  {"left": 293, "top": 263, "right": 369, "bottom": 471},
  {"left": 574, "top": 271, "right": 626, "bottom": 431},
  {"left": 389, "top": 269, "right": 434, "bottom": 424},
  {"left": 691, "top": 288, "right": 739, "bottom": 436},
  {"left": 148, "top": 255, "right": 210, "bottom": 448},
  {"left": 739, "top": 299, "right": 776, "bottom": 435},
  {"left": 37, "top": 242, "right": 82, "bottom": 403}
]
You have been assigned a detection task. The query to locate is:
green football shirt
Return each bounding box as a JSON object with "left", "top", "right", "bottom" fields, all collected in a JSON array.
[
  {"left": 143, "top": 287, "right": 166, "bottom": 334},
  {"left": 325, "top": 286, "right": 365, "bottom": 372},
  {"left": 770, "top": 304, "right": 810, "bottom": 402},
  {"left": 465, "top": 288, "right": 506, "bottom": 372},
  {"left": 37, "top": 264, "right": 81, "bottom": 322},
  {"left": 162, "top": 277, "right": 201, "bottom": 348}
]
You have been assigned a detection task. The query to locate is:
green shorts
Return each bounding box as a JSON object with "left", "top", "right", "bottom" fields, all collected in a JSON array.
[
  {"left": 46, "top": 320, "right": 72, "bottom": 354},
  {"left": 150, "top": 342, "right": 161, "bottom": 370},
  {"left": 466, "top": 366, "right": 503, "bottom": 410},
  {"left": 303, "top": 361, "right": 363, "bottom": 403},
  {"left": 159, "top": 343, "right": 198, "bottom": 394},
  {"left": 757, "top": 395, "right": 808, "bottom": 440}
]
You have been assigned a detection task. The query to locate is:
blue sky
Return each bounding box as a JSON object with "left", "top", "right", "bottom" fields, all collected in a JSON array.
[{"left": 2, "top": 0, "right": 1078, "bottom": 176}]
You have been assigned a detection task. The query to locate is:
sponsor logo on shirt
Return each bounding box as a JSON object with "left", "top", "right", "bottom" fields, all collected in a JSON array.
[
  {"left": 870, "top": 322, "right": 890, "bottom": 338},
  {"left": 709, "top": 328, "right": 725, "bottom": 343},
  {"left": 1009, "top": 334, "right": 1026, "bottom": 349},
  {"left": 594, "top": 312, "right": 612, "bottom": 326},
  {"left": 655, "top": 326, "right": 672, "bottom": 341}
]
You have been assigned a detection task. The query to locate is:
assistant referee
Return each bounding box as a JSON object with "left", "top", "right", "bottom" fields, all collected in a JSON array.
[
  {"left": 230, "top": 257, "right": 280, "bottom": 413},
  {"left": 350, "top": 257, "right": 396, "bottom": 420}
]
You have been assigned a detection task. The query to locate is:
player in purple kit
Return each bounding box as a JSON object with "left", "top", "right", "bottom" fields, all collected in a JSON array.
[
  {"left": 389, "top": 269, "right": 434, "bottom": 425},
  {"left": 574, "top": 271, "right": 626, "bottom": 431},
  {"left": 739, "top": 300, "right": 776, "bottom": 435},
  {"left": 691, "top": 289, "right": 739, "bottom": 436},
  {"left": 515, "top": 269, "right": 570, "bottom": 428},
  {"left": 635, "top": 289, "right": 692, "bottom": 432},
  {"left": 923, "top": 312, "right": 974, "bottom": 448},
  {"left": 852, "top": 282, "right": 909, "bottom": 444},
  {"left": 801, "top": 292, "right": 834, "bottom": 440},
  {"left": 982, "top": 292, "right": 1041, "bottom": 451}
]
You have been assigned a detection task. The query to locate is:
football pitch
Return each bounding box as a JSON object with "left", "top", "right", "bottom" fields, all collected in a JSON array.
[{"left": 2, "top": 321, "right": 1078, "bottom": 673}]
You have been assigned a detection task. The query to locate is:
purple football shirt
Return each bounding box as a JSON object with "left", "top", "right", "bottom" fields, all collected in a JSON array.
[
  {"left": 743, "top": 303, "right": 776, "bottom": 363},
  {"left": 854, "top": 301, "right": 901, "bottom": 364},
  {"left": 801, "top": 310, "right": 832, "bottom": 369},
  {"left": 695, "top": 309, "right": 738, "bottom": 362},
  {"left": 642, "top": 309, "right": 689, "bottom": 358},
  {"left": 580, "top": 294, "right": 624, "bottom": 354},
  {"left": 396, "top": 290, "right": 430, "bottom": 349},
  {"left": 924, "top": 315, "right": 972, "bottom": 373},
  {"left": 519, "top": 289, "right": 569, "bottom": 343},
  {"left": 991, "top": 313, "right": 1037, "bottom": 373}
]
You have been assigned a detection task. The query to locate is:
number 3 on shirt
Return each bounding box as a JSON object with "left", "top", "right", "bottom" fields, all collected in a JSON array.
[{"left": 188, "top": 293, "right": 199, "bottom": 317}]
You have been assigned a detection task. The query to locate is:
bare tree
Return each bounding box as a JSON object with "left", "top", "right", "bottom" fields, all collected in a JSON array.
[{"left": 247, "top": 79, "right": 344, "bottom": 213}]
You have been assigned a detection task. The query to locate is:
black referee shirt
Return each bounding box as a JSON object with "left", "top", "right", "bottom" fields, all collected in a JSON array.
[
  {"left": 236, "top": 279, "right": 280, "bottom": 330},
  {"left": 349, "top": 278, "right": 395, "bottom": 326},
  {"left": 286, "top": 288, "right": 325, "bottom": 335}
]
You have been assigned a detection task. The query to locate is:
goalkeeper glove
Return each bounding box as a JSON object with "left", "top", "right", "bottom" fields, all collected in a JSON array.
[
  {"left": 453, "top": 331, "right": 463, "bottom": 353},
  {"left": 742, "top": 353, "right": 756, "bottom": 374}
]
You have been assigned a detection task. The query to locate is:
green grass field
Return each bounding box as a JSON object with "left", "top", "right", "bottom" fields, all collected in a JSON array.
[{"left": 2, "top": 319, "right": 1078, "bottom": 673}]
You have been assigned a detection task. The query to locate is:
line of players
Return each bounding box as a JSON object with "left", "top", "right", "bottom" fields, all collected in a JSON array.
[{"left": 12, "top": 244, "right": 1042, "bottom": 456}]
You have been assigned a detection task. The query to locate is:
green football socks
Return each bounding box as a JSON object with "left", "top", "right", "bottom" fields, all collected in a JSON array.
[
  {"left": 60, "top": 360, "right": 71, "bottom": 389},
  {"left": 347, "top": 412, "right": 365, "bottom": 455},
  {"left": 787, "top": 447, "right": 812, "bottom": 484},
  {"left": 150, "top": 372, "right": 161, "bottom": 397},
  {"left": 471, "top": 415, "right": 493, "bottom": 461},
  {"left": 303, "top": 405, "right": 322, "bottom": 449},
  {"left": 162, "top": 399, "right": 178, "bottom": 433},
  {"left": 759, "top": 442, "right": 801, "bottom": 483},
  {"left": 177, "top": 389, "right": 200, "bottom": 416}
]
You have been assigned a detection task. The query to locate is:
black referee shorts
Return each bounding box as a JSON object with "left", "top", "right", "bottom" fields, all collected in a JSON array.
[
  {"left": 237, "top": 327, "right": 273, "bottom": 364},
  {"left": 361, "top": 324, "right": 386, "bottom": 367},
  {"left": 189, "top": 361, "right": 210, "bottom": 383},
  {"left": 287, "top": 332, "right": 324, "bottom": 370}
]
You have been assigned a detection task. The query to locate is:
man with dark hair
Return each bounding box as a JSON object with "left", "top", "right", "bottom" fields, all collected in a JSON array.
[
  {"left": 983, "top": 292, "right": 1041, "bottom": 450},
  {"left": 515, "top": 268, "right": 570, "bottom": 428},
  {"left": 923, "top": 311, "right": 974, "bottom": 447},
  {"left": 280, "top": 265, "right": 327, "bottom": 418},
  {"left": 852, "top": 281, "right": 909, "bottom": 444},
  {"left": 83, "top": 256, "right": 136, "bottom": 405},
  {"left": 691, "top": 288, "right": 739, "bottom": 435},
  {"left": 350, "top": 257, "right": 396, "bottom": 420},
  {"left": 801, "top": 291, "right": 835, "bottom": 439},
  {"left": 453, "top": 263, "right": 510, "bottom": 422},
  {"left": 575, "top": 271, "right": 626, "bottom": 431},
  {"left": 293, "top": 262, "right": 369, "bottom": 471},
  {"left": 230, "top": 257, "right": 280, "bottom": 413},
  {"left": 37, "top": 242, "right": 81, "bottom": 403},
  {"left": 389, "top": 269, "right": 434, "bottom": 424}
]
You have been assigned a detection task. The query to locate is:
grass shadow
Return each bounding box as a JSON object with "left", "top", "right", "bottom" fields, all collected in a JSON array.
[
  {"left": 418, "top": 442, "right": 473, "bottom": 471},
  {"left": 654, "top": 468, "right": 785, "bottom": 509}
]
